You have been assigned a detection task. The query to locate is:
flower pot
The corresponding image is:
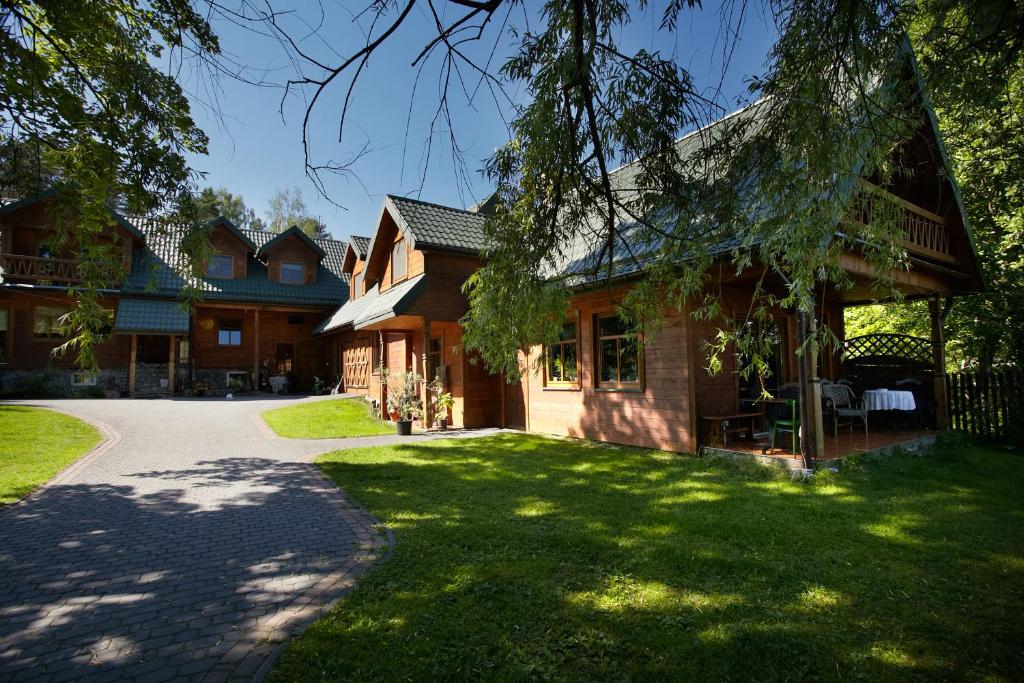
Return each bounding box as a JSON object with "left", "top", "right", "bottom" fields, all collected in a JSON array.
[
  {"left": 396, "top": 419, "right": 412, "bottom": 436},
  {"left": 436, "top": 418, "right": 448, "bottom": 431}
]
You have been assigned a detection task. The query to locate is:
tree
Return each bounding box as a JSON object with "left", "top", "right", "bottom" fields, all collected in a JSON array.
[
  {"left": 265, "top": 186, "right": 328, "bottom": 239},
  {"left": 910, "top": 0, "right": 1023, "bottom": 369},
  {"left": 0, "top": 0, "right": 222, "bottom": 370},
  {"left": 195, "top": 186, "right": 265, "bottom": 231},
  {"left": 260, "top": 1, "right": 923, "bottom": 380}
]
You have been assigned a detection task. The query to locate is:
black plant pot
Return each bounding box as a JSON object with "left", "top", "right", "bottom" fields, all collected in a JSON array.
[{"left": 396, "top": 420, "right": 412, "bottom": 436}]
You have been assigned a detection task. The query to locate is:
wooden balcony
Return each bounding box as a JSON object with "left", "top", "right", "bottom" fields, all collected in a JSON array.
[
  {"left": 0, "top": 253, "right": 83, "bottom": 283},
  {"left": 850, "top": 179, "right": 955, "bottom": 263}
]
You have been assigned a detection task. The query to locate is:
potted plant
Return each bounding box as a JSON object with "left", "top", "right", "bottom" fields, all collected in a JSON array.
[
  {"left": 192, "top": 381, "right": 210, "bottom": 397},
  {"left": 384, "top": 370, "right": 424, "bottom": 435},
  {"left": 434, "top": 392, "right": 454, "bottom": 430}
]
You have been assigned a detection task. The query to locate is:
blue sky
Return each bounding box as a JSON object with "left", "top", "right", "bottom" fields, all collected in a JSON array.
[{"left": 184, "top": 1, "right": 779, "bottom": 241}]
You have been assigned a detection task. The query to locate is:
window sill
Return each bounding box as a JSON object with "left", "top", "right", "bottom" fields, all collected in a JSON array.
[
  {"left": 594, "top": 386, "right": 644, "bottom": 393},
  {"left": 542, "top": 385, "right": 580, "bottom": 392}
]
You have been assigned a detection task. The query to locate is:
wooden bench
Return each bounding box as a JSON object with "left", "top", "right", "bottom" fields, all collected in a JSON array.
[{"left": 700, "top": 412, "right": 762, "bottom": 447}]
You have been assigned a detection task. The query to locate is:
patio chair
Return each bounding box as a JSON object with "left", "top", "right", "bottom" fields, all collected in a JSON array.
[
  {"left": 765, "top": 398, "right": 800, "bottom": 455},
  {"left": 822, "top": 383, "right": 868, "bottom": 437}
]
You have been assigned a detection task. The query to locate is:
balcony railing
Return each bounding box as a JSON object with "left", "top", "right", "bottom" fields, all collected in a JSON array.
[
  {"left": 0, "top": 253, "right": 83, "bottom": 283},
  {"left": 849, "top": 179, "right": 954, "bottom": 263}
]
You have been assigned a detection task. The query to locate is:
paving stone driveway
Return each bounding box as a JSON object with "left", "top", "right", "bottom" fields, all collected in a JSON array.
[{"left": 0, "top": 396, "right": 497, "bottom": 682}]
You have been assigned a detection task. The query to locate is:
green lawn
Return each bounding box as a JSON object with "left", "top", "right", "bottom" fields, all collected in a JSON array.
[
  {"left": 271, "top": 434, "right": 1024, "bottom": 681},
  {"left": 261, "top": 397, "right": 392, "bottom": 438},
  {"left": 0, "top": 405, "right": 102, "bottom": 505}
]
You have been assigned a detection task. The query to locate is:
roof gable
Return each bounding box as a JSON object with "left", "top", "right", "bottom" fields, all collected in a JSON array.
[
  {"left": 207, "top": 216, "right": 257, "bottom": 252},
  {"left": 342, "top": 234, "right": 372, "bottom": 274},
  {"left": 1, "top": 187, "right": 145, "bottom": 242},
  {"left": 256, "top": 225, "right": 327, "bottom": 261}
]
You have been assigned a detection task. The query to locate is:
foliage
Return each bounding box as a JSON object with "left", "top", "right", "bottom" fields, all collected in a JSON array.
[
  {"left": 195, "top": 186, "right": 265, "bottom": 231},
  {"left": 0, "top": 369, "right": 59, "bottom": 399},
  {"left": 70, "top": 384, "right": 105, "bottom": 399},
  {"left": 270, "top": 434, "right": 1024, "bottom": 680},
  {"left": 909, "top": 0, "right": 1023, "bottom": 369},
  {"left": 266, "top": 186, "right": 328, "bottom": 239},
  {"left": 261, "top": 397, "right": 391, "bottom": 439},
  {"left": 0, "top": 405, "right": 101, "bottom": 505},
  {"left": 434, "top": 391, "right": 454, "bottom": 412},
  {"left": 381, "top": 367, "right": 427, "bottom": 421},
  {"left": 0, "top": 0, "right": 221, "bottom": 370}
]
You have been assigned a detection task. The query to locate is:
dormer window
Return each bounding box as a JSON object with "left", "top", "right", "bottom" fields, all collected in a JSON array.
[
  {"left": 208, "top": 254, "right": 233, "bottom": 279},
  {"left": 353, "top": 270, "right": 364, "bottom": 298},
  {"left": 280, "top": 261, "right": 304, "bottom": 285}
]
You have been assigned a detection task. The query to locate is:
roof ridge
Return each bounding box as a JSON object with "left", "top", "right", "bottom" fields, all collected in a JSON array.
[{"left": 386, "top": 193, "right": 484, "bottom": 217}]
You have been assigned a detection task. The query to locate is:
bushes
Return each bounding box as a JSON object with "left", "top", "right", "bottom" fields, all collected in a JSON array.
[{"left": 0, "top": 371, "right": 61, "bottom": 399}]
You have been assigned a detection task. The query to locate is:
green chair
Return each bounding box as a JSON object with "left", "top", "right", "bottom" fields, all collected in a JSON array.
[{"left": 767, "top": 398, "right": 800, "bottom": 455}]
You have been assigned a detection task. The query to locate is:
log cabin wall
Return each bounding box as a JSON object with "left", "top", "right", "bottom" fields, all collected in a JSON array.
[
  {"left": 523, "top": 284, "right": 695, "bottom": 453},
  {"left": 0, "top": 291, "right": 130, "bottom": 369},
  {"left": 207, "top": 227, "right": 250, "bottom": 279},
  {"left": 263, "top": 235, "right": 320, "bottom": 285}
]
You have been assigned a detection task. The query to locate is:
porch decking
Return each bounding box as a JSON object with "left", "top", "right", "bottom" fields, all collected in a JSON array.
[{"left": 700, "top": 428, "right": 938, "bottom": 469}]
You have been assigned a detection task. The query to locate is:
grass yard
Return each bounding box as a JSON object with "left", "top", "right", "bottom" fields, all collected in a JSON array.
[
  {"left": 271, "top": 433, "right": 1024, "bottom": 681},
  {"left": 261, "top": 397, "right": 392, "bottom": 438},
  {"left": 0, "top": 405, "right": 102, "bottom": 506}
]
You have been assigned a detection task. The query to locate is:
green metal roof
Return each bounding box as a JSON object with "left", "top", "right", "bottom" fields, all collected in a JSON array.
[
  {"left": 123, "top": 218, "right": 348, "bottom": 307},
  {"left": 256, "top": 225, "right": 327, "bottom": 260},
  {"left": 385, "top": 195, "right": 488, "bottom": 253},
  {"left": 115, "top": 298, "right": 190, "bottom": 334}
]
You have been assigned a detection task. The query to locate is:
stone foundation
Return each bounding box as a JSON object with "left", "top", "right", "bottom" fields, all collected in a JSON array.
[{"left": 0, "top": 367, "right": 128, "bottom": 398}]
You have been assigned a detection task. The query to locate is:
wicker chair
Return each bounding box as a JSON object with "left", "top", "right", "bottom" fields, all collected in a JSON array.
[{"left": 822, "top": 383, "right": 868, "bottom": 437}]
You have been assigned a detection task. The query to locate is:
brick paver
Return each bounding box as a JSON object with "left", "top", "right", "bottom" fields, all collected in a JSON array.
[{"left": 0, "top": 396, "right": 499, "bottom": 681}]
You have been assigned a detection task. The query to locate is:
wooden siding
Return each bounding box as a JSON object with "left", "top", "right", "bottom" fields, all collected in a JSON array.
[
  {"left": 523, "top": 285, "right": 696, "bottom": 453},
  {"left": 263, "top": 234, "right": 319, "bottom": 285},
  {"left": 0, "top": 291, "right": 129, "bottom": 369},
  {"left": 207, "top": 226, "right": 251, "bottom": 279}
]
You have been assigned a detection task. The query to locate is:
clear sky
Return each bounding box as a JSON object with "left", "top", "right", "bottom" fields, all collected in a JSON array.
[{"left": 183, "top": 1, "right": 779, "bottom": 242}]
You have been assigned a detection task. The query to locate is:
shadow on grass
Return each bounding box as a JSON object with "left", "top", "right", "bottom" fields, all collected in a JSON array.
[{"left": 272, "top": 434, "right": 1024, "bottom": 681}]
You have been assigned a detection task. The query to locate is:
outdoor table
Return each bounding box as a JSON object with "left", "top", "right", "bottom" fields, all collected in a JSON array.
[{"left": 862, "top": 389, "right": 916, "bottom": 412}]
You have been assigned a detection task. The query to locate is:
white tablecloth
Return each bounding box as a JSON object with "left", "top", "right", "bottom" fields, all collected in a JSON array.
[{"left": 863, "top": 389, "right": 916, "bottom": 411}]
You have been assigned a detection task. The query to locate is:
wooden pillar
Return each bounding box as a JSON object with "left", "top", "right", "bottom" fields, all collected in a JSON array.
[
  {"left": 684, "top": 301, "right": 701, "bottom": 454},
  {"left": 796, "top": 311, "right": 815, "bottom": 469},
  {"left": 253, "top": 308, "right": 260, "bottom": 390},
  {"left": 167, "top": 335, "right": 175, "bottom": 395},
  {"left": 522, "top": 347, "right": 531, "bottom": 433},
  {"left": 422, "top": 317, "right": 432, "bottom": 428},
  {"left": 379, "top": 331, "right": 387, "bottom": 419},
  {"left": 929, "top": 297, "right": 948, "bottom": 428},
  {"left": 129, "top": 334, "right": 137, "bottom": 395},
  {"left": 809, "top": 314, "right": 826, "bottom": 458}
]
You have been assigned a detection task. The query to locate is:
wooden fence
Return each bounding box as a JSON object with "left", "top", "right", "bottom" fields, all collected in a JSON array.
[{"left": 946, "top": 369, "right": 1024, "bottom": 441}]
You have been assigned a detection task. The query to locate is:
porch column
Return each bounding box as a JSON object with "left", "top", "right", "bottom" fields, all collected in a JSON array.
[
  {"left": 809, "top": 314, "right": 825, "bottom": 457},
  {"left": 929, "top": 297, "right": 948, "bottom": 427},
  {"left": 253, "top": 309, "right": 260, "bottom": 390},
  {"left": 421, "top": 317, "right": 432, "bottom": 428},
  {"left": 167, "top": 335, "right": 175, "bottom": 395},
  {"left": 129, "top": 334, "right": 137, "bottom": 395}
]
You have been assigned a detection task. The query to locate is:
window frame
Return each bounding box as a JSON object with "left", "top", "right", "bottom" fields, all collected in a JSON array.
[
  {"left": 391, "top": 238, "right": 408, "bottom": 284},
  {"left": 279, "top": 260, "right": 305, "bottom": 285},
  {"left": 217, "top": 320, "right": 243, "bottom": 346},
  {"left": 71, "top": 371, "right": 97, "bottom": 386},
  {"left": 33, "top": 305, "right": 68, "bottom": 340},
  {"left": 594, "top": 313, "right": 644, "bottom": 392},
  {"left": 207, "top": 253, "right": 234, "bottom": 279},
  {"left": 544, "top": 314, "right": 581, "bottom": 390},
  {"left": 352, "top": 268, "right": 364, "bottom": 299}
]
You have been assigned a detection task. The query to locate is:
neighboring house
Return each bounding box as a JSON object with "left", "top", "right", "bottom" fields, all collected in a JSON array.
[
  {"left": 316, "top": 195, "right": 502, "bottom": 428},
  {"left": 0, "top": 192, "right": 346, "bottom": 396}
]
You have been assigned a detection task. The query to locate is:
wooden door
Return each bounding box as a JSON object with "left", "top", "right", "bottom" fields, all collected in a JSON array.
[{"left": 504, "top": 377, "right": 526, "bottom": 429}]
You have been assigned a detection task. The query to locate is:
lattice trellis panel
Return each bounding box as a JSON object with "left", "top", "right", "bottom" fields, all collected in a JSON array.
[{"left": 842, "top": 333, "right": 934, "bottom": 368}]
